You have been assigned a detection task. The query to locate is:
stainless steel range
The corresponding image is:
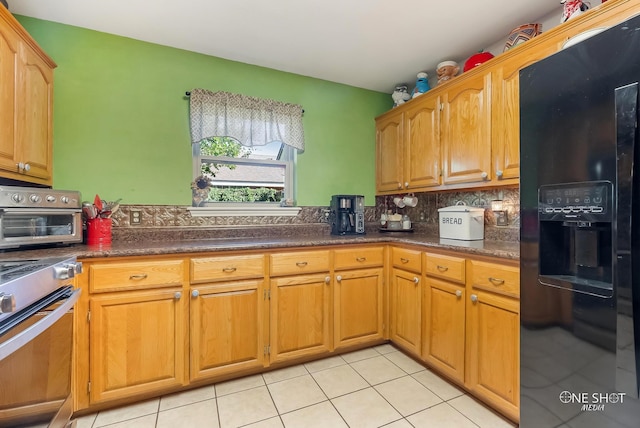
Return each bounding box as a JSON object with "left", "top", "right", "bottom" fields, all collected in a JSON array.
[
  {"left": 0, "top": 256, "right": 82, "bottom": 427},
  {"left": 0, "top": 186, "right": 82, "bottom": 249}
]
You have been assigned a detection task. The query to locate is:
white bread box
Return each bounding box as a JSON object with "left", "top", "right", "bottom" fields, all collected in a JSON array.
[{"left": 438, "top": 204, "right": 485, "bottom": 241}]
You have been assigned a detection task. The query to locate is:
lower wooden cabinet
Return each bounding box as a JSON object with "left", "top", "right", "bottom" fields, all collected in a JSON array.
[
  {"left": 333, "top": 268, "right": 384, "bottom": 350},
  {"left": 465, "top": 259, "right": 520, "bottom": 422},
  {"left": 389, "top": 268, "right": 422, "bottom": 357},
  {"left": 88, "top": 288, "right": 187, "bottom": 404},
  {"left": 423, "top": 277, "right": 465, "bottom": 383},
  {"left": 269, "top": 273, "right": 332, "bottom": 364},
  {"left": 189, "top": 280, "right": 267, "bottom": 382},
  {"left": 75, "top": 245, "right": 519, "bottom": 424}
]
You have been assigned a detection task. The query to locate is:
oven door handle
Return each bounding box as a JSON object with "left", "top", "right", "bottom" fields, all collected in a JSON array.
[
  {"left": 0, "top": 287, "right": 81, "bottom": 361},
  {"left": 0, "top": 208, "right": 81, "bottom": 215}
]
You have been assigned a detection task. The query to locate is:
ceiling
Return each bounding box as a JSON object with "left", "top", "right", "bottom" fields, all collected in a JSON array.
[{"left": 9, "top": 0, "right": 562, "bottom": 93}]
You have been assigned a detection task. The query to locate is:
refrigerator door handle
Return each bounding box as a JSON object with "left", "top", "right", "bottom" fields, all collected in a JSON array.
[{"left": 614, "top": 82, "right": 640, "bottom": 398}]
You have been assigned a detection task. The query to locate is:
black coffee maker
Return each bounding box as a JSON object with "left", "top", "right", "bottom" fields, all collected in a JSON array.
[{"left": 329, "top": 195, "right": 365, "bottom": 235}]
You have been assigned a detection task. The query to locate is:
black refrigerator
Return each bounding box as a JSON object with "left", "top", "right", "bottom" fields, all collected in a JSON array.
[{"left": 520, "top": 14, "right": 640, "bottom": 428}]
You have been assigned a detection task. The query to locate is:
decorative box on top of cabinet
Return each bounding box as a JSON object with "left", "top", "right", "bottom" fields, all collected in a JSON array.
[{"left": 0, "top": 7, "right": 54, "bottom": 185}]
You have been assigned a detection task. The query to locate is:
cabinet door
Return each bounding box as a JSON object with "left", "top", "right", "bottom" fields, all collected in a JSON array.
[
  {"left": 89, "top": 289, "right": 187, "bottom": 404},
  {"left": 423, "top": 277, "right": 465, "bottom": 383},
  {"left": 466, "top": 290, "right": 519, "bottom": 422},
  {"left": 375, "top": 112, "right": 404, "bottom": 193},
  {"left": 404, "top": 96, "right": 441, "bottom": 189},
  {"left": 441, "top": 73, "right": 492, "bottom": 185},
  {"left": 390, "top": 268, "right": 421, "bottom": 356},
  {"left": 190, "top": 280, "right": 266, "bottom": 382},
  {"left": 491, "top": 47, "right": 556, "bottom": 183},
  {"left": 334, "top": 268, "right": 384, "bottom": 350},
  {"left": 16, "top": 42, "right": 53, "bottom": 182},
  {"left": 270, "top": 273, "right": 331, "bottom": 364},
  {"left": 0, "top": 24, "right": 19, "bottom": 174}
]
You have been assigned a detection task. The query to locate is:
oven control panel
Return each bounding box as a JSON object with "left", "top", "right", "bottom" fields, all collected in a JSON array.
[{"left": 0, "top": 186, "right": 81, "bottom": 209}]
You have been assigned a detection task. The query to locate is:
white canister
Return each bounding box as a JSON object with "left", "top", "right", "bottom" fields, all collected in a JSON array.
[
  {"left": 437, "top": 204, "right": 484, "bottom": 240},
  {"left": 402, "top": 215, "right": 411, "bottom": 230}
]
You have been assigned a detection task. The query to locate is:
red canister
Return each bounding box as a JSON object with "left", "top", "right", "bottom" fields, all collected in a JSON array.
[{"left": 86, "top": 218, "right": 112, "bottom": 246}]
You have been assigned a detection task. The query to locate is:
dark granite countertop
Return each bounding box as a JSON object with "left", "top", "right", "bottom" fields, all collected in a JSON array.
[{"left": 0, "top": 231, "right": 520, "bottom": 261}]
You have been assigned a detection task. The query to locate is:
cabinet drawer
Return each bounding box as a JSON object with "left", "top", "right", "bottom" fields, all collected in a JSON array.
[
  {"left": 468, "top": 260, "right": 519, "bottom": 298},
  {"left": 425, "top": 253, "right": 465, "bottom": 284},
  {"left": 270, "top": 250, "right": 330, "bottom": 276},
  {"left": 391, "top": 247, "right": 422, "bottom": 274},
  {"left": 90, "top": 260, "right": 185, "bottom": 292},
  {"left": 334, "top": 246, "right": 384, "bottom": 270},
  {"left": 191, "top": 254, "right": 265, "bottom": 283}
]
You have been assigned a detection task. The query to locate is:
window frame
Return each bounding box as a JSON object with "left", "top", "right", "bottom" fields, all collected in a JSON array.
[{"left": 189, "top": 141, "right": 300, "bottom": 217}]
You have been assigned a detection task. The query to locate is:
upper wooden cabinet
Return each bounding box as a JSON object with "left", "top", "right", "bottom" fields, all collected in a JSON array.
[
  {"left": 441, "top": 72, "right": 492, "bottom": 186},
  {"left": 375, "top": 112, "right": 403, "bottom": 192},
  {"left": 404, "top": 96, "right": 441, "bottom": 189},
  {"left": 0, "top": 7, "right": 55, "bottom": 185},
  {"left": 375, "top": 0, "right": 640, "bottom": 195}
]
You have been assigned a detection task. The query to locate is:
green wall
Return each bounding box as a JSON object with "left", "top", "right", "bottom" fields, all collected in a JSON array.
[{"left": 16, "top": 16, "right": 391, "bottom": 206}]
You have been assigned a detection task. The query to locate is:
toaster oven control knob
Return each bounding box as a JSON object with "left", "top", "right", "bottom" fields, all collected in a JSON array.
[
  {"left": 30, "top": 194, "right": 42, "bottom": 203},
  {"left": 11, "top": 193, "right": 24, "bottom": 203},
  {"left": 60, "top": 196, "right": 70, "bottom": 204},
  {"left": 0, "top": 293, "right": 16, "bottom": 314},
  {"left": 46, "top": 195, "right": 56, "bottom": 203}
]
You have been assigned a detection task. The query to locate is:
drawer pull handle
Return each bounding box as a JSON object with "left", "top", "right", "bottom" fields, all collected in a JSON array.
[
  {"left": 436, "top": 265, "right": 448, "bottom": 272},
  {"left": 129, "top": 274, "right": 148, "bottom": 280},
  {"left": 455, "top": 290, "right": 462, "bottom": 298},
  {"left": 413, "top": 277, "right": 419, "bottom": 284},
  {"left": 296, "top": 261, "right": 308, "bottom": 267},
  {"left": 174, "top": 292, "right": 182, "bottom": 300},
  {"left": 356, "top": 257, "right": 366, "bottom": 262},
  {"left": 222, "top": 267, "right": 237, "bottom": 273},
  {"left": 488, "top": 277, "right": 505, "bottom": 285},
  {"left": 400, "top": 258, "right": 409, "bottom": 264}
]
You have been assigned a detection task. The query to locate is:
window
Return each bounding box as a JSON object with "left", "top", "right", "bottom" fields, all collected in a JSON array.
[
  {"left": 192, "top": 136, "right": 295, "bottom": 205},
  {"left": 188, "top": 89, "right": 304, "bottom": 215}
]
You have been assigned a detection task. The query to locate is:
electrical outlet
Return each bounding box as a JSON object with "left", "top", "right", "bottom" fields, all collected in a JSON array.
[{"left": 130, "top": 210, "right": 142, "bottom": 225}]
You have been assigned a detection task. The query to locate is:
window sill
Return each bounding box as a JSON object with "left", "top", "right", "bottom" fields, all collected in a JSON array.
[{"left": 188, "top": 204, "right": 301, "bottom": 217}]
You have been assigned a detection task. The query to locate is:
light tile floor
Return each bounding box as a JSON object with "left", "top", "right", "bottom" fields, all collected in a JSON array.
[{"left": 74, "top": 344, "right": 516, "bottom": 428}]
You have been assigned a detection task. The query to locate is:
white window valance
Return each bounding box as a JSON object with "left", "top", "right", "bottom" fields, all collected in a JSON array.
[{"left": 189, "top": 88, "right": 305, "bottom": 151}]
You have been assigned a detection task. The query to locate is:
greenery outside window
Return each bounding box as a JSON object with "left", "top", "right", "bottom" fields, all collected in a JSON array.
[{"left": 192, "top": 137, "right": 295, "bottom": 206}]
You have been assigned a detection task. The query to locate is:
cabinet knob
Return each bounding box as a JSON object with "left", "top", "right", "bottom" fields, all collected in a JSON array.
[
  {"left": 325, "top": 276, "right": 331, "bottom": 284},
  {"left": 174, "top": 292, "right": 182, "bottom": 300},
  {"left": 496, "top": 170, "right": 503, "bottom": 178},
  {"left": 192, "top": 290, "right": 200, "bottom": 298},
  {"left": 481, "top": 171, "right": 488, "bottom": 180},
  {"left": 16, "top": 162, "right": 24, "bottom": 171},
  {"left": 24, "top": 163, "right": 30, "bottom": 172},
  {"left": 455, "top": 290, "right": 462, "bottom": 298},
  {"left": 336, "top": 275, "right": 342, "bottom": 282},
  {"left": 470, "top": 294, "right": 478, "bottom": 303},
  {"left": 398, "top": 183, "right": 403, "bottom": 189},
  {"left": 413, "top": 277, "right": 419, "bottom": 284},
  {"left": 404, "top": 182, "right": 409, "bottom": 188}
]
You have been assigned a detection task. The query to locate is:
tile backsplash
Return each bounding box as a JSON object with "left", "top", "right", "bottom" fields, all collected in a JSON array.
[{"left": 110, "top": 187, "right": 520, "bottom": 242}]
